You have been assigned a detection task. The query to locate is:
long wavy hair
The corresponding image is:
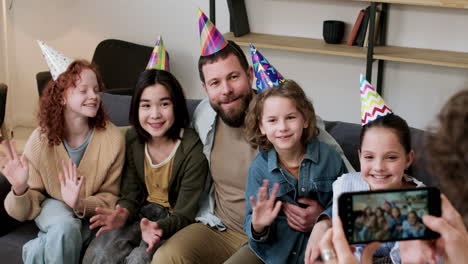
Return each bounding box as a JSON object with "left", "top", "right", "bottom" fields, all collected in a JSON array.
[
  {"left": 244, "top": 79, "right": 318, "bottom": 151},
  {"left": 426, "top": 89, "right": 468, "bottom": 225},
  {"left": 38, "top": 60, "right": 108, "bottom": 146}
]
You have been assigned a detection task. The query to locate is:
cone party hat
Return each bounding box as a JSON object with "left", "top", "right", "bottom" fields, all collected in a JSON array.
[
  {"left": 360, "top": 74, "right": 393, "bottom": 126},
  {"left": 37, "top": 40, "right": 73, "bottom": 81},
  {"left": 146, "top": 36, "right": 170, "bottom": 71},
  {"left": 250, "top": 44, "right": 285, "bottom": 92},
  {"left": 198, "top": 8, "right": 228, "bottom": 56}
]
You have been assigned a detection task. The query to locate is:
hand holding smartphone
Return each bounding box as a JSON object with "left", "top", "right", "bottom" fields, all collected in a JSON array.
[{"left": 338, "top": 187, "right": 441, "bottom": 244}]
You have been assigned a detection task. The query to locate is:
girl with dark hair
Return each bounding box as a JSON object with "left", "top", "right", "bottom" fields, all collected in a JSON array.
[
  {"left": 305, "top": 77, "right": 428, "bottom": 264},
  {"left": 1, "top": 59, "right": 125, "bottom": 264},
  {"left": 83, "top": 69, "right": 208, "bottom": 264}
]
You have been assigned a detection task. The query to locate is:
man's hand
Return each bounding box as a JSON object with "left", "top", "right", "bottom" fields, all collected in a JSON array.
[
  {"left": 141, "top": 218, "right": 163, "bottom": 252},
  {"left": 422, "top": 194, "right": 468, "bottom": 264},
  {"left": 304, "top": 219, "right": 331, "bottom": 264},
  {"left": 400, "top": 240, "right": 436, "bottom": 264},
  {"left": 283, "top": 197, "right": 324, "bottom": 232},
  {"left": 90, "top": 204, "right": 129, "bottom": 237},
  {"left": 311, "top": 217, "right": 380, "bottom": 264}
]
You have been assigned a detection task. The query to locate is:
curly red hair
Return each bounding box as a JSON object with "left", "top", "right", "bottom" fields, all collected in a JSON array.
[{"left": 38, "top": 60, "right": 108, "bottom": 146}]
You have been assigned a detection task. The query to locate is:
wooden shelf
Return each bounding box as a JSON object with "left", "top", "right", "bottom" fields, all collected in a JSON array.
[
  {"left": 374, "top": 46, "right": 468, "bottom": 68},
  {"left": 225, "top": 32, "right": 468, "bottom": 69},
  {"left": 354, "top": 0, "right": 468, "bottom": 9},
  {"left": 223, "top": 32, "right": 367, "bottom": 59}
]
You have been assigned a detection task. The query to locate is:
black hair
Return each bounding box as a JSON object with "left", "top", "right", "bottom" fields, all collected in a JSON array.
[
  {"left": 129, "top": 69, "right": 189, "bottom": 143},
  {"left": 359, "top": 114, "right": 412, "bottom": 153}
]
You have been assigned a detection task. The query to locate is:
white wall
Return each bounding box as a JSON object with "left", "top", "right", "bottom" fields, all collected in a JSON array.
[
  {"left": 0, "top": 2, "right": 4, "bottom": 83},
  {"left": 2, "top": 0, "right": 468, "bottom": 130},
  {"left": 1, "top": 0, "right": 16, "bottom": 129},
  {"left": 3, "top": 0, "right": 228, "bottom": 128},
  {"left": 243, "top": 0, "right": 468, "bottom": 129}
]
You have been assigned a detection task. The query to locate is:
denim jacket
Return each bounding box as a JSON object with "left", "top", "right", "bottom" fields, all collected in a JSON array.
[
  {"left": 192, "top": 98, "right": 354, "bottom": 231},
  {"left": 244, "top": 138, "right": 347, "bottom": 264}
]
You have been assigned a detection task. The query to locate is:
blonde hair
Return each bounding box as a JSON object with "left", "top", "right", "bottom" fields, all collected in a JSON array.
[{"left": 244, "top": 79, "right": 319, "bottom": 151}]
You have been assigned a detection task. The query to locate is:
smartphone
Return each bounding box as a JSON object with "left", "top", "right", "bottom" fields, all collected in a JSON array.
[{"left": 338, "top": 187, "right": 441, "bottom": 244}]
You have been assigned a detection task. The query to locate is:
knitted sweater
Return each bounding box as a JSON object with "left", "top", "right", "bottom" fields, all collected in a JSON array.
[{"left": 4, "top": 122, "right": 125, "bottom": 221}]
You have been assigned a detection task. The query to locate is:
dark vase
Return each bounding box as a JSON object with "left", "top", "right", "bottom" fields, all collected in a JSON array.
[{"left": 323, "top": 20, "right": 345, "bottom": 44}]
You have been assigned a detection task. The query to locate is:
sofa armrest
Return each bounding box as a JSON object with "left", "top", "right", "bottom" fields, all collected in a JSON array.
[
  {"left": 325, "top": 121, "right": 361, "bottom": 172},
  {"left": 0, "top": 174, "right": 21, "bottom": 236}
]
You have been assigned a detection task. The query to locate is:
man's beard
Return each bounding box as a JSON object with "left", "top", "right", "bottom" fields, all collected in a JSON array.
[{"left": 211, "top": 92, "right": 253, "bottom": 128}]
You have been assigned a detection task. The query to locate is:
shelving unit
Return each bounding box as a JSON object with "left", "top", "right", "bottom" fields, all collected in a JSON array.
[
  {"left": 374, "top": 46, "right": 468, "bottom": 69},
  {"left": 355, "top": 0, "right": 468, "bottom": 9},
  {"left": 223, "top": 32, "right": 366, "bottom": 58},
  {"left": 220, "top": 0, "right": 468, "bottom": 94}
]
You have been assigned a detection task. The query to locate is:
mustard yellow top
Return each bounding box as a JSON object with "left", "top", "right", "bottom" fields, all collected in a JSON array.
[{"left": 144, "top": 140, "right": 180, "bottom": 209}]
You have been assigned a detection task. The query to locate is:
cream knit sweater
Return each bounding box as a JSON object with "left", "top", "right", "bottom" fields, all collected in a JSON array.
[{"left": 4, "top": 122, "right": 125, "bottom": 221}]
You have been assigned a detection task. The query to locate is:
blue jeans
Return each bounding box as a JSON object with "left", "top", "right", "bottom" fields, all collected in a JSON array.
[{"left": 22, "top": 199, "right": 91, "bottom": 264}]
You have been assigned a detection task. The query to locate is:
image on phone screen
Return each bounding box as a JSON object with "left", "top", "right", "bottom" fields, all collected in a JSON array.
[{"left": 339, "top": 188, "right": 440, "bottom": 244}]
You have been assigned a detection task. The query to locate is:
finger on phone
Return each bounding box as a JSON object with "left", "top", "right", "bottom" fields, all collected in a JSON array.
[{"left": 331, "top": 217, "right": 354, "bottom": 258}]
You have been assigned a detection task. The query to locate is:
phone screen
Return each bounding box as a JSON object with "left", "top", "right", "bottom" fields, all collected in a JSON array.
[{"left": 339, "top": 188, "right": 440, "bottom": 244}]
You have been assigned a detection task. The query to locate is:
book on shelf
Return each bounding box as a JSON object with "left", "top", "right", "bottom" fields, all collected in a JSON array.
[
  {"left": 355, "top": 6, "right": 371, "bottom": 47},
  {"left": 364, "top": 9, "right": 381, "bottom": 47},
  {"left": 347, "top": 9, "right": 366, "bottom": 46}
]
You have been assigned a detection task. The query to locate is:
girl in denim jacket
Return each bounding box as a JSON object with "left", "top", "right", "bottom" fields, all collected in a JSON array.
[{"left": 243, "top": 80, "right": 347, "bottom": 264}]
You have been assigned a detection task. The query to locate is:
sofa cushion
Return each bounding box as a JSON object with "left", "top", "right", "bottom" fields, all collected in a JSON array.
[
  {"left": 0, "top": 174, "right": 22, "bottom": 236},
  {"left": 0, "top": 221, "right": 37, "bottom": 263},
  {"left": 101, "top": 92, "right": 132, "bottom": 127},
  {"left": 92, "top": 39, "right": 153, "bottom": 96},
  {"left": 325, "top": 121, "right": 361, "bottom": 172}
]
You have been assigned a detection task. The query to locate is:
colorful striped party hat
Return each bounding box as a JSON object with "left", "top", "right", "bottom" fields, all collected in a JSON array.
[
  {"left": 250, "top": 44, "right": 285, "bottom": 92},
  {"left": 198, "top": 8, "right": 228, "bottom": 56},
  {"left": 146, "top": 36, "right": 170, "bottom": 71},
  {"left": 37, "top": 40, "right": 73, "bottom": 81},
  {"left": 360, "top": 74, "right": 393, "bottom": 126}
]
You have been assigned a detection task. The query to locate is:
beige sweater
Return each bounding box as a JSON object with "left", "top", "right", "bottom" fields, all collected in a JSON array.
[{"left": 4, "top": 122, "right": 125, "bottom": 221}]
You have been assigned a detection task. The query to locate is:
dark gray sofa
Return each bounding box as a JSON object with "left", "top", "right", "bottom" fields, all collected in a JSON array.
[{"left": 0, "top": 93, "right": 437, "bottom": 263}]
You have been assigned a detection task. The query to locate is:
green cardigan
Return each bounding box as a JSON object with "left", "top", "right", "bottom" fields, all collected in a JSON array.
[{"left": 118, "top": 127, "right": 208, "bottom": 238}]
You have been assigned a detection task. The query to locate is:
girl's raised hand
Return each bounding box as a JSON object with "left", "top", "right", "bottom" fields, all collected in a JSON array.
[
  {"left": 250, "top": 180, "right": 282, "bottom": 234},
  {"left": 90, "top": 205, "right": 129, "bottom": 237},
  {"left": 141, "top": 218, "right": 163, "bottom": 252},
  {"left": 58, "top": 159, "right": 84, "bottom": 210},
  {"left": 0, "top": 140, "right": 29, "bottom": 195}
]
